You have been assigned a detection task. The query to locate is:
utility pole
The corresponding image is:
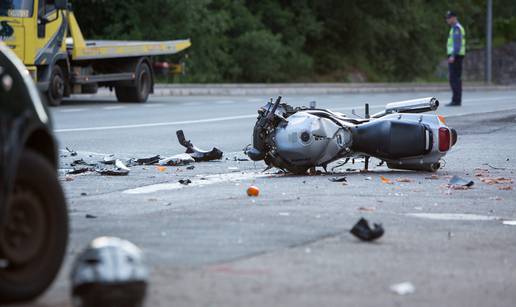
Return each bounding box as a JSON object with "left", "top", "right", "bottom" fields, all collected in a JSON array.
[{"left": 486, "top": 0, "right": 493, "bottom": 83}]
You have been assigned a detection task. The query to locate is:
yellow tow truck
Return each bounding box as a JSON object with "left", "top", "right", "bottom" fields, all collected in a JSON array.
[{"left": 0, "top": 0, "right": 191, "bottom": 106}]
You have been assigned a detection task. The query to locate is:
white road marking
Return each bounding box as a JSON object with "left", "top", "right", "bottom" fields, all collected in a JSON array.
[
  {"left": 123, "top": 172, "right": 271, "bottom": 194},
  {"left": 103, "top": 106, "right": 126, "bottom": 110},
  {"left": 59, "top": 108, "right": 86, "bottom": 113},
  {"left": 54, "top": 95, "right": 515, "bottom": 133},
  {"left": 406, "top": 213, "right": 499, "bottom": 221},
  {"left": 55, "top": 114, "right": 256, "bottom": 133}
]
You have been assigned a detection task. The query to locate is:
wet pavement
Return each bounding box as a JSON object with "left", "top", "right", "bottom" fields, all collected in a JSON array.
[{"left": 12, "top": 90, "right": 516, "bottom": 307}]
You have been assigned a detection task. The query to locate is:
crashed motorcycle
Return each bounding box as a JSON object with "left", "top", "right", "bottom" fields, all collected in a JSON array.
[{"left": 246, "top": 96, "right": 457, "bottom": 174}]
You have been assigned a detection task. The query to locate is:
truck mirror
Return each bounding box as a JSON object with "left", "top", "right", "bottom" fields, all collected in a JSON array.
[{"left": 55, "top": 0, "right": 68, "bottom": 10}]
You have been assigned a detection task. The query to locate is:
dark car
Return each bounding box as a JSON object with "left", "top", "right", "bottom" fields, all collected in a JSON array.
[{"left": 0, "top": 43, "right": 68, "bottom": 302}]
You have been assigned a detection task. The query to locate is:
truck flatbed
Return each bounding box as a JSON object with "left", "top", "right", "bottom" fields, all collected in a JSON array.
[{"left": 67, "top": 39, "right": 191, "bottom": 61}]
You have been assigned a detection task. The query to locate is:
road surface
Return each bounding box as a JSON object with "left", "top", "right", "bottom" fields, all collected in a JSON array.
[{"left": 13, "top": 90, "right": 516, "bottom": 307}]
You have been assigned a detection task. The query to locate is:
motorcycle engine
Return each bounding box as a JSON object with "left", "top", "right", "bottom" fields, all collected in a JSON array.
[{"left": 274, "top": 111, "right": 352, "bottom": 167}]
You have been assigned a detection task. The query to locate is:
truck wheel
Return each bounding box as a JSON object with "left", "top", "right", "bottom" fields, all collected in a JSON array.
[
  {"left": 46, "top": 65, "right": 65, "bottom": 107},
  {"left": 0, "top": 150, "right": 68, "bottom": 303},
  {"left": 115, "top": 62, "right": 152, "bottom": 103}
]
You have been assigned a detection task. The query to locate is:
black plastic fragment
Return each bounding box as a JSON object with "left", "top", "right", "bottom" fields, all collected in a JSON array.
[
  {"left": 176, "top": 130, "right": 223, "bottom": 162},
  {"left": 96, "top": 169, "right": 129, "bottom": 176},
  {"left": 449, "top": 175, "right": 474, "bottom": 187},
  {"left": 66, "top": 147, "right": 78, "bottom": 156},
  {"left": 186, "top": 165, "right": 195, "bottom": 170},
  {"left": 329, "top": 176, "right": 347, "bottom": 183},
  {"left": 85, "top": 214, "right": 97, "bottom": 219},
  {"left": 350, "top": 218, "right": 384, "bottom": 242},
  {"left": 179, "top": 179, "right": 192, "bottom": 185},
  {"left": 134, "top": 155, "right": 161, "bottom": 165},
  {"left": 67, "top": 167, "right": 94, "bottom": 175}
]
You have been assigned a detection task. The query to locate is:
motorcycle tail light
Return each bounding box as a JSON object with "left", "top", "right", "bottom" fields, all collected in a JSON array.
[{"left": 439, "top": 127, "right": 451, "bottom": 151}]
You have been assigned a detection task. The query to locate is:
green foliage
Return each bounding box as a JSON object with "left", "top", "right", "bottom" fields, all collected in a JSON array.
[{"left": 71, "top": 0, "right": 516, "bottom": 82}]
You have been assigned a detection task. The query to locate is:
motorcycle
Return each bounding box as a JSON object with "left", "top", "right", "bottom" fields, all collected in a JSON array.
[{"left": 246, "top": 96, "right": 457, "bottom": 174}]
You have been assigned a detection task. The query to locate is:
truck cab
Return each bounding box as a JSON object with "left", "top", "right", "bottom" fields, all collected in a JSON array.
[{"left": 1, "top": 0, "right": 190, "bottom": 106}]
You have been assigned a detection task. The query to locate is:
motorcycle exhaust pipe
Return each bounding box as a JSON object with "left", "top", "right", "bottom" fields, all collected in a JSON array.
[{"left": 373, "top": 97, "right": 439, "bottom": 117}]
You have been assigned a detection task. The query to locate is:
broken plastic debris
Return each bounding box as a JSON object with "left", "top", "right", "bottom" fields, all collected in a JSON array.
[
  {"left": 159, "top": 153, "right": 195, "bottom": 166},
  {"left": 186, "top": 165, "right": 195, "bottom": 170},
  {"left": 390, "top": 282, "right": 415, "bottom": 295},
  {"left": 425, "top": 174, "right": 440, "bottom": 180},
  {"left": 350, "top": 218, "right": 384, "bottom": 241},
  {"left": 115, "top": 159, "right": 131, "bottom": 172},
  {"left": 329, "top": 176, "right": 347, "bottom": 183},
  {"left": 96, "top": 168, "right": 129, "bottom": 176},
  {"left": 449, "top": 175, "right": 474, "bottom": 187},
  {"left": 498, "top": 185, "right": 513, "bottom": 191},
  {"left": 178, "top": 179, "right": 192, "bottom": 185},
  {"left": 133, "top": 155, "right": 161, "bottom": 165},
  {"left": 67, "top": 167, "right": 94, "bottom": 175},
  {"left": 380, "top": 176, "right": 393, "bottom": 184},
  {"left": 177, "top": 130, "right": 223, "bottom": 162},
  {"left": 101, "top": 154, "right": 117, "bottom": 165},
  {"left": 85, "top": 214, "right": 97, "bottom": 219},
  {"left": 66, "top": 147, "right": 78, "bottom": 156},
  {"left": 156, "top": 166, "right": 167, "bottom": 172},
  {"left": 358, "top": 207, "right": 376, "bottom": 212},
  {"left": 247, "top": 186, "right": 260, "bottom": 197}
]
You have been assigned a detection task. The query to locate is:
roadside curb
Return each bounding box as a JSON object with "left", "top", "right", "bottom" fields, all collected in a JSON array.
[{"left": 98, "top": 83, "right": 516, "bottom": 97}]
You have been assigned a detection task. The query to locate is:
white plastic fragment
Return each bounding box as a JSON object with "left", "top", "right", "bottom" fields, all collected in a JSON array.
[{"left": 390, "top": 282, "right": 415, "bottom": 295}]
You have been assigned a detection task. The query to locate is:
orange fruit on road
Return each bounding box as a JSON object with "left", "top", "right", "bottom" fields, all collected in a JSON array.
[{"left": 247, "top": 186, "right": 260, "bottom": 197}]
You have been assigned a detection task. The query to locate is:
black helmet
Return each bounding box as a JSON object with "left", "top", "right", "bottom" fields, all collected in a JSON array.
[{"left": 70, "top": 237, "right": 148, "bottom": 307}]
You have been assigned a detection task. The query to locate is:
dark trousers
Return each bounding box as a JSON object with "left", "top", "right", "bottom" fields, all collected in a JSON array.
[{"left": 448, "top": 55, "right": 464, "bottom": 104}]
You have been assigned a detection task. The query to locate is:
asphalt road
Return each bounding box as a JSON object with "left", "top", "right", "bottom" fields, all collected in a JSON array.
[{"left": 12, "top": 90, "right": 516, "bottom": 307}]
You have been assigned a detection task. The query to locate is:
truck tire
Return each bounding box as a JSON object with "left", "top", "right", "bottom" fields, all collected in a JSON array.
[
  {"left": 0, "top": 150, "right": 68, "bottom": 303},
  {"left": 115, "top": 62, "right": 152, "bottom": 103},
  {"left": 46, "top": 65, "right": 65, "bottom": 107}
]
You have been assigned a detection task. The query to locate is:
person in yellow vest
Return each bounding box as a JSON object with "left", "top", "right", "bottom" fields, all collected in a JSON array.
[{"left": 446, "top": 11, "right": 466, "bottom": 106}]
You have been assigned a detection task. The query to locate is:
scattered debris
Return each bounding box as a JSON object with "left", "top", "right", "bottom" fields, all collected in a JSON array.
[
  {"left": 178, "top": 179, "right": 192, "bottom": 185},
  {"left": 329, "top": 176, "right": 347, "bottom": 183},
  {"left": 448, "top": 175, "right": 474, "bottom": 188},
  {"left": 115, "top": 159, "right": 131, "bottom": 172},
  {"left": 234, "top": 156, "right": 250, "bottom": 162},
  {"left": 502, "top": 220, "right": 516, "bottom": 226},
  {"left": 66, "top": 147, "right": 78, "bottom": 156},
  {"left": 186, "top": 165, "right": 195, "bottom": 170},
  {"left": 380, "top": 176, "right": 393, "bottom": 184},
  {"left": 156, "top": 166, "right": 167, "bottom": 172},
  {"left": 247, "top": 186, "right": 260, "bottom": 197},
  {"left": 480, "top": 177, "right": 513, "bottom": 185},
  {"left": 358, "top": 207, "right": 376, "bottom": 212},
  {"left": 498, "top": 185, "right": 513, "bottom": 191},
  {"left": 483, "top": 163, "right": 506, "bottom": 170},
  {"left": 70, "top": 159, "right": 96, "bottom": 167},
  {"left": 85, "top": 214, "right": 97, "bottom": 219},
  {"left": 133, "top": 155, "right": 161, "bottom": 165},
  {"left": 350, "top": 218, "right": 384, "bottom": 241},
  {"left": 64, "top": 176, "right": 75, "bottom": 182},
  {"left": 390, "top": 282, "right": 415, "bottom": 295},
  {"left": 425, "top": 174, "right": 439, "bottom": 180},
  {"left": 177, "top": 130, "right": 223, "bottom": 162},
  {"left": 396, "top": 177, "right": 412, "bottom": 183},
  {"left": 80, "top": 192, "right": 87, "bottom": 196},
  {"left": 101, "top": 154, "right": 117, "bottom": 165},
  {"left": 365, "top": 176, "right": 372, "bottom": 181},
  {"left": 159, "top": 153, "right": 195, "bottom": 166},
  {"left": 67, "top": 167, "right": 94, "bottom": 175},
  {"left": 96, "top": 168, "right": 129, "bottom": 176}
]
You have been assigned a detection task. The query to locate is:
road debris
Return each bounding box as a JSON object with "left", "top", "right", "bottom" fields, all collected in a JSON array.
[
  {"left": 177, "top": 130, "right": 223, "bottom": 162},
  {"left": 380, "top": 176, "right": 393, "bottom": 184},
  {"left": 390, "top": 282, "right": 415, "bottom": 295},
  {"left": 186, "top": 165, "right": 195, "bottom": 170},
  {"left": 67, "top": 167, "right": 94, "bottom": 175},
  {"left": 70, "top": 158, "right": 96, "bottom": 167},
  {"left": 85, "top": 214, "right": 97, "bottom": 219},
  {"left": 329, "top": 176, "right": 347, "bottom": 183},
  {"left": 396, "top": 177, "right": 412, "bottom": 183},
  {"left": 448, "top": 175, "right": 474, "bottom": 188},
  {"left": 96, "top": 168, "right": 129, "bottom": 176},
  {"left": 133, "top": 155, "right": 161, "bottom": 165},
  {"left": 498, "top": 185, "right": 513, "bottom": 191},
  {"left": 156, "top": 166, "right": 167, "bottom": 172},
  {"left": 247, "top": 186, "right": 260, "bottom": 197},
  {"left": 358, "top": 207, "right": 376, "bottom": 212},
  {"left": 425, "top": 174, "right": 440, "bottom": 180},
  {"left": 178, "top": 179, "right": 192, "bottom": 185},
  {"left": 480, "top": 177, "right": 513, "bottom": 185},
  {"left": 159, "top": 153, "right": 195, "bottom": 166},
  {"left": 502, "top": 220, "right": 516, "bottom": 226},
  {"left": 115, "top": 159, "right": 131, "bottom": 172},
  {"left": 101, "top": 154, "right": 117, "bottom": 165},
  {"left": 66, "top": 147, "right": 78, "bottom": 156},
  {"left": 350, "top": 218, "right": 384, "bottom": 241}
]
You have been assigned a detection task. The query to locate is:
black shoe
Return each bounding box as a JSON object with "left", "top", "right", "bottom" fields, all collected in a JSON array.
[{"left": 446, "top": 102, "right": 461, "bottom": 107}]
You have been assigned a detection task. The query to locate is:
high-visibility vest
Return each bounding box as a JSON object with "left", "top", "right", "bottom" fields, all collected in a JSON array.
[{"left": 447, "top": 23, "right": 466, "bottom": 56}]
